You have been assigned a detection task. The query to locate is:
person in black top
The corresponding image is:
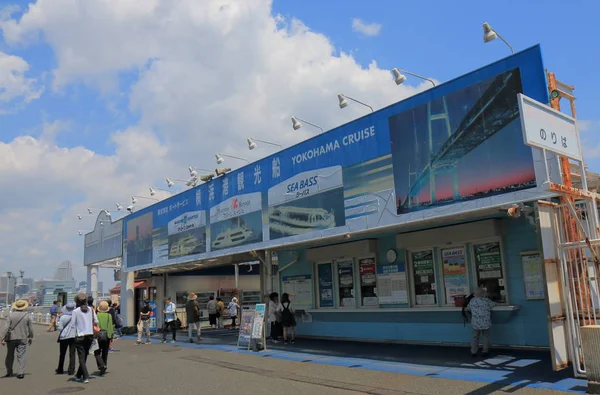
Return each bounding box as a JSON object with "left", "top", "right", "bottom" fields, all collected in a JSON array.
[{"left": 136, "top": 301, "right": 152, "bottom": 345}]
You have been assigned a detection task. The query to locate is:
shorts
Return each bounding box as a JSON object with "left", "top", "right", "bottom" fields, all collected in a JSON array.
[{"left": 209, "top": 314, "right": 217, "bottom": 326}]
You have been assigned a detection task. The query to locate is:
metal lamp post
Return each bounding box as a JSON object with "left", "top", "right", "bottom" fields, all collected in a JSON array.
[{"left": 6, "top": 271, "right": 12, "bottom": 306}]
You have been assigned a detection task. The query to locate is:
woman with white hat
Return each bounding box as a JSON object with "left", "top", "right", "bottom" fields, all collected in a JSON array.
[
  {"left": 227, "top": 297, "right": 240, "bottom": 329},
  {"left": 0, "top": 299, "right": 34, "bottom": 379},
  {"left": 56, "top": 302, "right": 77, "bottom": 375}
]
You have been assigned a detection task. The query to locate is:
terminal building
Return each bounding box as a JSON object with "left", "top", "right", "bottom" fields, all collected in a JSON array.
[{"left": 82, "top": 45, "right": 598, "bottom": 373}]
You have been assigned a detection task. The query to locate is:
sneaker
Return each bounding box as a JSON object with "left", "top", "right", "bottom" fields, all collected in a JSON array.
[
  {"left": 170, "top": 340, "right": 176, "bottom": 344},
  {"left": 135, "top": 341, "right": 142, "bottom": 345},
  {"left": 83, "top": 379, "right": 90, "bottom": 384},
  {"left": 189, "top": 339, "right": 194, "bottom": 344},
  {"left": 284, "top": 340, "right": 288, "bottom": 344},
  {"left": 291, "top": 339, "right": 295, "bottom": 344},
  {"left": 55, "top": 369, "right": 64, "bottom": 375},
  {"left": 99, "top": 367, "right": 107, "bottom": 376},
  {"left": 72, "top": 376, "right": 81, "bottom": 382},
  {"left": 145, "top": 340, "right": 151, "bottom": 344},
  {"left": 160, "top": 340, "right": 166, "bottom": 344}
]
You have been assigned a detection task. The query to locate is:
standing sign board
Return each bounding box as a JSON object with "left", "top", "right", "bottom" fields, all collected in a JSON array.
[
  {"left": 249, "top": 303, "right": 267, "bottom": 351},
  {"left": 237, "top": 308, "right": 255, "bottom": 349},
  {"left": 148, "top": 301, "right": 157, "bottom": 331}
]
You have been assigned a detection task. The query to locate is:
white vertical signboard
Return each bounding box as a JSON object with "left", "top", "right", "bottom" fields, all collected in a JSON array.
[{"left": 518, "top": 93, "right": 582, "bottom": 161}]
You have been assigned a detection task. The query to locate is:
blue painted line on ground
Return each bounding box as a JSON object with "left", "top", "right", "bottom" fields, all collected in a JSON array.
[{"left": 121, "top": 336, "right": 588, "bottom": 393}]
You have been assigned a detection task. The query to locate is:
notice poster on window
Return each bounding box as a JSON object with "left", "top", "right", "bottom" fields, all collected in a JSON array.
[
  {"left": 282, "top": 275, "right": 313, "bottom": 309},
  {"left": 522, "top": 252, "right": 545, "bottom": 300},
  {"left": 411, "top": 250, "right": 436, "bottom": 306},
  {"left": 318, "top": 263, "right": 334, "bottom": 307},
  {"left": 376, "top": 264, "right": 408, "bottom": 304},
  {"left": 441, "top": 247, "right": 469, "bottom": 305},
  {"left": 359, "top": 258, "right": 378, "bottom": 306},
  {"left": 338, "top": 260, "right": 355, "bottom": 307},
  {"left": 473, "top": 242, "right": 506, "bottom": 303}
]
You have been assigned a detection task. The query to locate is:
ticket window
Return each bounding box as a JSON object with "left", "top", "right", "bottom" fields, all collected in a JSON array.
[{"left": 472, "top": 241, "right": 507, "bottom": 304}]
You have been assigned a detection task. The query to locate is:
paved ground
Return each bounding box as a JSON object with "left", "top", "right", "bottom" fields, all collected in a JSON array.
[{"left": 0, "top": 327, "right": 587, "bottom": 395}]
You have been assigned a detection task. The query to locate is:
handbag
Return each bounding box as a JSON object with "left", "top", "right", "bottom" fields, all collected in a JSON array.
[
  {"left": 56, "top": 316, "right": 72, "bottom": 343},
  {"left": 92, "top": 310, "right": 101, "bottom": 336},
  {"left": 96, "top": 313, "right": 109, "bottom": 342},
  {"left": 3, "top": 313, "right": 28, "bottom": 342}
]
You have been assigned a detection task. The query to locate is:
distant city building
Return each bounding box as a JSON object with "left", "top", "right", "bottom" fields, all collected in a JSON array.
[
  {"left": 53, "top": 261, "right": 74, "bottom": 281},
  {"left": 33, "top": 280, "right": 77, "bottom": 307}
]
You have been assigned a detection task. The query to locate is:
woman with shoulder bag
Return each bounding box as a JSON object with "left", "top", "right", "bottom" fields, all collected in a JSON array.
[
  {"left": 56, "top": 303, "right": 77, "bottom": 375},
  {"left": 94, "top": 301, "right": 113, "bottom": 376}
]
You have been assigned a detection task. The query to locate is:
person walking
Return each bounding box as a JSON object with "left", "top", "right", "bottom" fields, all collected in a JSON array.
[
  {"left": 70, "top": 293, "right": 98, "bottom": 384},
  {"left": 47, "top": 301, "right": 59, "bottom": 332},
  {"left": 136, "top": 300, "right": 152, "bottom": 345},
  {"left": 94, "top": 301, "right": 114, "bottom": 376},
  {"left": 56, "top": 302, "right": 76, "bottom": 376},
  {"left": 206, "top": 295, "right": 218, "bottom": 329},
  {"left": 0, "top": 299, "right": 34, "bottom": 379},
  {"left": 227, "top": 297, "right": 240, "bottom": 329},
  {"left": 467, "top": 287, "right": 496, "bottom": 357},
  {"left": 216, "top": 297, "right": 225, "bottom": 329},
  {"left": 186, "top": 293, "right": 202, "bottom": 343},
  {"left": 277, "top": 293, "right": 296, "bottom": 344},
  {"left": 161, "top": 297, "right": 177, "bottom": 343}
]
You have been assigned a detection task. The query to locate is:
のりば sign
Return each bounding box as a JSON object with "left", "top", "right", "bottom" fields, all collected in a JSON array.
[{"left": 518, "top": 93, "right": 583, "bottom": 161}]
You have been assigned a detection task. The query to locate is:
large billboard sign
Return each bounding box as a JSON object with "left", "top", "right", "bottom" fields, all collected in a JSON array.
[
  {"left": 84, "top": 211, "right": 123, "bottom": 266},
  {"left": 124, "top": 45, "right": 552, "bottom": 271}
]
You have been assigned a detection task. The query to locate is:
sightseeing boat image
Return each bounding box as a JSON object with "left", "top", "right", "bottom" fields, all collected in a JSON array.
[
  {"left": 169, "top": 235, "right": 203, "bottom": 257},
  {"left": 212, "top": 227, "right": 254, "bottom": 249},
  {"left": 269, "top": 206, "right": 335, "bottom": 236}
]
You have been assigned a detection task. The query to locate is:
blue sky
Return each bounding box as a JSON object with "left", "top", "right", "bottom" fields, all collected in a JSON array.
[{"left": 0, "top": 0, "right": 598, "bottom": 284}]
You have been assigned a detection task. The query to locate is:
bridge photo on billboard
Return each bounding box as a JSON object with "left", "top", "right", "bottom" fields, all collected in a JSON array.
[{"left": 122, "top": 45, "right": 557, "bottom": 272}]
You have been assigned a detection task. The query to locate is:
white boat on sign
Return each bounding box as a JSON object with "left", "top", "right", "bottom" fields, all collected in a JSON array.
[
  {"left": 269, "top": 206, "right": 335, "bottom": 236},
  {"left": 212, "top": 227, "right": 254, "bottom": 249}
]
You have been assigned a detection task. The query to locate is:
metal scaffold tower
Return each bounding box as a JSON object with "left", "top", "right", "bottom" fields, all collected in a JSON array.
[{"left": 538, "top": 72, "right": 600, "bottom": 378}]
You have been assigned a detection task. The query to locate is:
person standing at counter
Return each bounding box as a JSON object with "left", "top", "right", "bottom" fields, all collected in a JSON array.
[{"left": 467, "top": 287, "right": 496, "bottom": 357}]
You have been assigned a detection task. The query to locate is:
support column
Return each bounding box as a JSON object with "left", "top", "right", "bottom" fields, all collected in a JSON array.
[
  {"left": 120, "top": 270, "right": 135, "bottom": 327},
  {"left": 88, "top": 266, "right": 98, "bottom": 304},
  {"left": 234, "top": 264, "right": 239, "bottom": 291}
]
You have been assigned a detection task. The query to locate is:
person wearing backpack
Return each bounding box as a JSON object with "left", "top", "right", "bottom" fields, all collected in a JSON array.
[
  {"left": 94, "top": 301, "right": 114, "bottom": 376},
  {"left": 277, "top": 293, "right": 296, "bottom": 344},
  {"left": 467, "top": 287, "right": 496, "bottom": 357}
]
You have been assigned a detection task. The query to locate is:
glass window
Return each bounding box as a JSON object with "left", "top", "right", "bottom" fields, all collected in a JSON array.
[
  {"left": 472, "top": 241, "right": 506, "bottom": 303},
  {"left": 317, "top": 262, "right": 334, "bottom": 308},
  {"left": 440, "top": 247, "right": 470, "bottom": 305},
  {"left": 410, "top": 250, "right": 437, "bottom": 306},
  {"left": 337, "top": 260, "right": 355, "bottom": 308},
  {"left": 358, "top": 257, "right": 378, "bottom": 306}
]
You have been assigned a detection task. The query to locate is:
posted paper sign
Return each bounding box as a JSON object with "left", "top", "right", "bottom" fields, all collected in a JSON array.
[{"left": 376, "top": 264, "right": 408, "bottom": 304}]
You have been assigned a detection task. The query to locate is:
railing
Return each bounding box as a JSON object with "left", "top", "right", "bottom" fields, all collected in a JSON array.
[{"left": 0, "top": 309, "right": 54, "bottom": 325}]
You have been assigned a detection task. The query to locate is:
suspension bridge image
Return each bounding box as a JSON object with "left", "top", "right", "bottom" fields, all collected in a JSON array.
[{"left": 397, "top": 68, "right": 531, "bottom": 213}]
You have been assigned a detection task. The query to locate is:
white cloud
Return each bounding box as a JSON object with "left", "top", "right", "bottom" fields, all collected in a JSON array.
[
  {"left": 0, "top": 0, "right": 432, "bottom": 282},
  {"left": 0, "top": 50, "right": 43, "bottom": 111},
  {"left": 352, "top": 18, "right": 382, "bottom": 37}
]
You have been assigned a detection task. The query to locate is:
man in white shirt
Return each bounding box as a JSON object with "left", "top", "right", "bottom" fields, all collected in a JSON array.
[{"left": 161, "top": 297, "right": 177, "bottom": 343}]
